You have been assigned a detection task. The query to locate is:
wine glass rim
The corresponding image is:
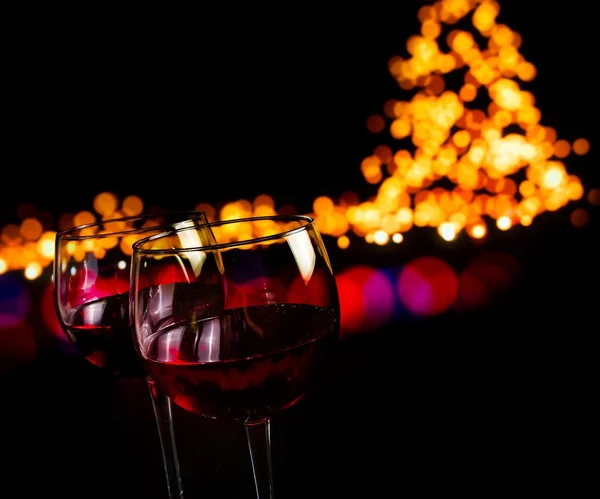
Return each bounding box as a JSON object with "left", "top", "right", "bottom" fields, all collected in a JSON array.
[
  {"left": 56, "top": 211, "right": 207, "bottom": 241},
  {"left": 133, "top": 214, "right": 316, "bottom": 254}
]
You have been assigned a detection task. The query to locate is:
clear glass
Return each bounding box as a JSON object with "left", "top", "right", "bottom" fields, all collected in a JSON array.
[
  {"left": 54, "top": 210, "right": 209, "bottom": 499},
  {"left": 130, "top": 215, "right": 340, "bottom": 499}
]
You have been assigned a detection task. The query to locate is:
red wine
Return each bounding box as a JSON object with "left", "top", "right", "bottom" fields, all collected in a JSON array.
[
  {"left": 64, "top": 281, "right": 226, "bottom": 378},
  {"left": 142, "top": 303, "right": 338, "bottom": 421},
  {"left": 63, "top": 293, "right": 145, "bottom": 377}
]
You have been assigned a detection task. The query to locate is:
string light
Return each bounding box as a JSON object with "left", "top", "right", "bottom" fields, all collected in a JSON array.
[{"left": 0, "top": 0, "right": 596, "bottom": 279}]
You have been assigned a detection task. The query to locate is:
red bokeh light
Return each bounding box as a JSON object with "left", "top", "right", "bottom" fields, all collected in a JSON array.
[
  {"left": 41, "top": 282, "right": 67, "bottom": 340},
  {"left": 342, "top": 265, "right": 396, "bottom": 331},
  {"left": 397, "top": 256, "right": 458, "bottom": 316},
  {"left": 0, "top": 320, "right": 37, "bottom": 372},
  {"left": 455, "top": 251, "right": 519, "bottom": 311},
  {"left": 286, "top": 269, "right": 331, "bottom": 308},
  {"left": 335, "top": 272, "right": 365, "bottom": 337}
]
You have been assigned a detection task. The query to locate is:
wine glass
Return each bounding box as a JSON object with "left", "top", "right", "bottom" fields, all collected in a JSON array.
[
  {"left": 53, "top": 210, "right": 209, "bottom": 499},
  {"left": 130, "top": 214, "right": 340, "bottom": 499}
]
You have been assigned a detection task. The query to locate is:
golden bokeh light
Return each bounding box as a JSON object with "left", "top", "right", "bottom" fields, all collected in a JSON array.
[
  {"left": 93, "top": 192, "right": 119, "bottom": 216},
  {"left": 24, "top": 261, "right": 43, "bottom": 280},
  {"left": 20, "top": 218, "right": 43, "bottom": 241},
  {"left": 337, "top": 235, "right": 350, "bottom": 249},
  {"left": 1, "top": 191, "right": 146, "bottom": 276},
  {"left": 392, "top": 232, "right": 404, "bottom": 243},
  {"left": 73, "top": 211, "right": 96, "bottom": 227},
  {"left": 121, "top": 195, "right": 144, "bottom": 216}
]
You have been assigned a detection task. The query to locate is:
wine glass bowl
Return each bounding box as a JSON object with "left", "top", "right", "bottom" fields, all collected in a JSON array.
[
  {"left": 54, "top": 210, "right": 209, "bottom": 377},
  {"left": 131, "top": 214, "right": 340, "bottom": 498}
]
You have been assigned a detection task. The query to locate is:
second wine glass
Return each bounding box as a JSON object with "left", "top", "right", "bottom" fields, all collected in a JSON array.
[
  {"left": 53, "top": 209, "right": 209, "bottom": 499},
  {"left": 130, "top": 214, "right": 340, "bottom": 498}
]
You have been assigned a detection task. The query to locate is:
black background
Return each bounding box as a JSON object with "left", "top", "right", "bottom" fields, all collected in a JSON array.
[{"left": 1, "top": 1, "right": 599, "bottom": 497}]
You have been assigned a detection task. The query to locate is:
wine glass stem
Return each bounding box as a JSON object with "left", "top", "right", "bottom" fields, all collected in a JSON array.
[
  {"left": 146, "top": 378, "right": 185, "bottom": 499},
  {"left": 245, "top": 418, "right": 275, "bottom": 499}
]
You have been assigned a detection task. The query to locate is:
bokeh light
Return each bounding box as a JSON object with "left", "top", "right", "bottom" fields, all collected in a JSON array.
[
  {"left": 338, "top": 266, "right": 397, "bottom": 333},
  {"left": 333, "top": 251, "right": 520, "bottom": 331},
  {"left": 0, "top": 320, "right": 37, "bottom": 372},
  {"left": 0, "top": 273, "right": 31, "bottom": 328},
  {"left": 40, "top": 282, "right": 67, "bottom": 340},
  {"left": 455, "top": 251, "right": 519, "bottom": 311},
  {"left": 397, "top": 256, "right": 458, "bottom": 316},
  {"left": 320, "top": 0, "right": 594, "bottom": 247},
  {"left": 335, "top": 272, "right": 366, "bottom": 337}
]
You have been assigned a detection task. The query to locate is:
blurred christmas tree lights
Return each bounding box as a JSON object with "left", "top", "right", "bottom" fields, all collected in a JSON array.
[{"left": 1, "top": 0, "right": 598, "bottom": 280}]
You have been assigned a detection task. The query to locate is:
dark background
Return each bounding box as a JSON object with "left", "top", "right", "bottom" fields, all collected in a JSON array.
[{"left": 1, "top": 1, "right": 599, "bottom": 497}]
